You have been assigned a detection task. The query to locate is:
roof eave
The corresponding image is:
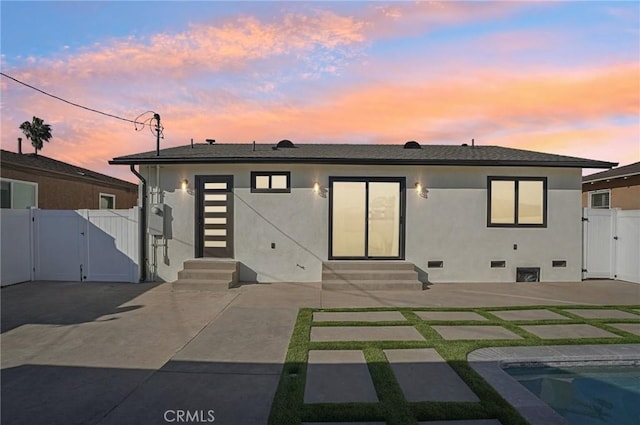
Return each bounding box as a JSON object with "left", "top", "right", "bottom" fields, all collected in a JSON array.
[
  {"left": 110, "top": 157, "right": 617, "bottom": 168},
  {"left": 583, "top": 171, "right": 640, "bottom": 183}
]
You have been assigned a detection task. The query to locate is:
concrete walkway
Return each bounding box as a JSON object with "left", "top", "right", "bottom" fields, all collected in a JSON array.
[{"left": 1, "top": 279, "right": 639, "bottom": 424}]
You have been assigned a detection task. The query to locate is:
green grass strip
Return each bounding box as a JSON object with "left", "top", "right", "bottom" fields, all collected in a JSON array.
[
  {"left": 271, "top": 304, "right": 640, "bottom": 425},
  {"left": 268, "top": 308, "right": 312, "bottom": 425}
]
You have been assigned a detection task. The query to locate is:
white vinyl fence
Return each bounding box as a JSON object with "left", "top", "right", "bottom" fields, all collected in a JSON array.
[
  {"left": 583, "top": 208, "right": 640, "bottom": 284},
  {"left": 1, "top": 208, "right": 140, "bottom": 286}
]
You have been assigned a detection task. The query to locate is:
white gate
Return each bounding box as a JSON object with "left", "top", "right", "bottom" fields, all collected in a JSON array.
[
  {"left": 583, "top": 208, "right": 640, "bottom": 283},
  {"left": 34, "top": 210, "right": 85, "bottom": 281},
  {"left": 615, "top": 210, "right": 640, "bottom": 284},
  {"left": 0, "top": 208, "right": 140, "bottom": 285},
  {"left": 83, "top": 209, "right": 139, "bottom": 282},
  {"left": 0, "top": 210, "right": 33, "bottom": 286}
]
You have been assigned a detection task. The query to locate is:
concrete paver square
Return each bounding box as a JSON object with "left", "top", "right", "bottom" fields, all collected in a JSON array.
[
  {"left": 563, "top": 309, "right": 640, "bottom": 319},
  {"left": 310, "top": 326, "right": 424, "bottom": 342},
  {"left": 432, "top": 326, "right": 522, "bottom": 340},
  {"left": 305, "top": 350, "right": 378, "bottom": 404},
  {"left": 607, "top": 323, "right": 640, "bottom": 336},
  {"left": 384, "top": 349, "right": 479, "bottom": 402},
  {"left": 489, "top": 309, "right": 569, "bottom": 321},
  {"left": 313, "top": 311, "right": 406, "bottom": 322},
  {"left": 521, "top": 324, "right": 621, "bottom": 339},
  {"left": 415, "top": 311, "right": 487, "bottom": 321}
]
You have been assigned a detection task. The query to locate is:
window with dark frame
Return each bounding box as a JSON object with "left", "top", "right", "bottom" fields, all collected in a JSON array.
[
  {"left": 487, "top": 177, "right": 547, "bottom": 227},
  {"left": 250, "top": 172, "right": 291, "bottom": 193}
]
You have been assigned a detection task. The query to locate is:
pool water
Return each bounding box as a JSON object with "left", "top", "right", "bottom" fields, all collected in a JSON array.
[{"left": 506, "top": 364, "right": 640, "bottom": 425}]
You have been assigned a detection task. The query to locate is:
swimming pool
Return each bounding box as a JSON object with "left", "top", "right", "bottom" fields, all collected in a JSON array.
[
  {"left": 506, "top": 364, "right": 640, "bottom": 425},
  {"left": 468, "top": 344, "right": 640, "bottom": 425}
]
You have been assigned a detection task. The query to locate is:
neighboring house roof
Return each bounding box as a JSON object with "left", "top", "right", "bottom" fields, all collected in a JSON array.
[
  {"left": 1, "top": 149, "right": 137, "bottom": 190},
  {"left": 110, "top": 142, "right": 616, "bottom": 169},
  {"left": 582, "top": 161, "right": 640, "bottom": 183}
]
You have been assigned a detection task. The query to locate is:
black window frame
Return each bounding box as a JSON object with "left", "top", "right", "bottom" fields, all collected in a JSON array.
[
  {"left": 250, "top": 171, "right": 291, "bottom": 193},
  {"left": 487, "top": 176, "right": 548, "bottom": 228}
]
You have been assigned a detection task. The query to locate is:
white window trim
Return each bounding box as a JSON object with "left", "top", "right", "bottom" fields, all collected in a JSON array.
[
  {"left": 99, "top": 192, "right": 116, "bottom": 209},
  {"left": 588, "top": 189, "right": 611, "bottom": 209},
  {"left": 0, "top": 177, "right": 38, "bottom": 208}
]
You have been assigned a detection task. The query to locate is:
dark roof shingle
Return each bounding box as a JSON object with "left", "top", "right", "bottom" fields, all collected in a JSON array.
[
  {"left": 1, "top": 149, "right": 136, "bottom": 189},
  {"left": 110, "top": 142, "right": 616, "bottom": 169},
  {"left": 582, "top": 161, "right": 640, "bottom": 182}
]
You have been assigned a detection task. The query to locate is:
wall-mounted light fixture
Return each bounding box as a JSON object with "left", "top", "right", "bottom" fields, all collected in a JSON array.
[
  {"left": 313, "top": 180, "right": 327, "bottom": 198},
  {"left": 415, "top": 182, "right": 428, "bottom": 198},
  {"left": 181, "top": 178, "right": 189, "bottom": 191}
]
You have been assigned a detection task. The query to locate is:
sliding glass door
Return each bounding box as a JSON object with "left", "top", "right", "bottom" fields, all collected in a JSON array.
[{"left": 330, "top": 178, "right": 405, "bottom": 259}]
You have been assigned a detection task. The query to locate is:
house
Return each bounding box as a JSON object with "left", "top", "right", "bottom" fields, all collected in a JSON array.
[
  {"left": 110, "top": 141, "right": 615, "bottom": 287},
  {"left": 1, "top": 149, "right": 138, "bottom": 210},
  {"left": 582, "top": 161, "right": 640, "bottom": 210}
]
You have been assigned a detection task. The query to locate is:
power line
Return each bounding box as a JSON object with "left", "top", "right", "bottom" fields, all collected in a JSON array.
[{"left": 1, "top": 71, "right": 152, "bottom": 127}]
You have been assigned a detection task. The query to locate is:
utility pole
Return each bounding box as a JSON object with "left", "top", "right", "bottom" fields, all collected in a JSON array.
[{"left": 154, "top": 113, "right": 161, "bottom": 156}]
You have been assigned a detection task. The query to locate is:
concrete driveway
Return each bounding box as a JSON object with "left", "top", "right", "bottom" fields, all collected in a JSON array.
[{"left": 1, "top": 279, "right": 638, "bottom": 424}]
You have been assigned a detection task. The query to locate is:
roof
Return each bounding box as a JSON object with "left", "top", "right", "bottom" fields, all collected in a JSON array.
[
  {"left": 110, "top": 142, "right": 616, "bottom": 169},
  {"left": 1, "top": 149, "right": 137, "bottom": 189},
  {"left": 582, "top": 161, "right": 640, "bottom": 183}
]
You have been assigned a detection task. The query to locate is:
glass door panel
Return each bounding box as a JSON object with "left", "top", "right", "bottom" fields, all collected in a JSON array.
[
  {"left": 368, "top": 182, "right": 400, "bottom": 257},
  {"left": 331, "top": 182, "right": 366, "bottom": 257}
]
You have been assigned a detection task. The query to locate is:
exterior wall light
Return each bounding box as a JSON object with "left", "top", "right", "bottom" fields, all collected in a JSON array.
[
  {"left": 181, "top": 178, "right": 189, "bottom": 191},
  {"left": 415, "top": 182, "right": 428, "bottom": 198},
  {"left": 313, "top": 180, "right": 327, "bottom": 198}
]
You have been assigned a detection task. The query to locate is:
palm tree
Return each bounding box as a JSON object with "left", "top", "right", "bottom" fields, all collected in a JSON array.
[{"left": 19, "top": 116, "right": 52, "bottom": 156}]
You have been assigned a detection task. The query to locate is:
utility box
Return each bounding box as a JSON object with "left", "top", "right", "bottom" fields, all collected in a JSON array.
[{"left": 148, "top": 204, "right": 165, "bottom": 236}]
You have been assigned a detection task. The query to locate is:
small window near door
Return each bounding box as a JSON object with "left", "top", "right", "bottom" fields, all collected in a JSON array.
[
  {"left": 589, "top": 190, "right": 610, "bottom": 209},
  {"left": 99, "top": 193, "right": 115, "bottom": 209},
  {"left": 251, "top": 172, "right": 291, "bottom": 193}
]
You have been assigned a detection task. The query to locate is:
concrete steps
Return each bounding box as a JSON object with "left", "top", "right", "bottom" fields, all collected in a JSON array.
[
  {"left": 322, "top": 261, "right": 423, "bottom": 291},
  {"left": 172, "top": 259, "right": 239, "bottom": 291}
]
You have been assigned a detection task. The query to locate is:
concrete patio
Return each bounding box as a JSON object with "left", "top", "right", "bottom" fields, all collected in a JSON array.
[{"left": 1, "top": 279, "right": 639, "bottom": 424}]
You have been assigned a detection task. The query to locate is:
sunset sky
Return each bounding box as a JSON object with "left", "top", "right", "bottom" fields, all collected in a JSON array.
[{"left": 1, "top": 1, "right": 638, "bottom": 182}]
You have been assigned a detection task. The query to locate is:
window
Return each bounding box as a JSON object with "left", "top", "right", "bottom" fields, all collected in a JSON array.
[
  {"left": 99, "top": 193, "right": 116, "bottom": 209},
  {"left": 488, "top": 177, "right": 547, "bottom": 227},
  {"left": 250, "top": 172, "right": 291, "bottom": 193},
  {"left": 589, "top": 190, "right": 610, "bottom": 209},
  {"left": 0, "top": 178, "right": 37, "bottom": 209}
]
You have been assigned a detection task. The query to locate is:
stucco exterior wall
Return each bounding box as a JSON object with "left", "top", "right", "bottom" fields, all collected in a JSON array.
[
  {"left": 144, "top": 164, "right": 583, "bottom": 284},
  {"left": 0, "top": 167, "right": 138, "bottom": 209}
]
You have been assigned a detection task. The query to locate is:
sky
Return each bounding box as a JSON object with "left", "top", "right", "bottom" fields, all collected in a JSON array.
[{"left": 1, "top": 1, "right": 639, "bottom": 182}]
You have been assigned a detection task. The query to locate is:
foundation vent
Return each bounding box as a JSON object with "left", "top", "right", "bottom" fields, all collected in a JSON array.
[
  {"left": 516, "top": 267, "right": 540, "bottom": 282},
  {"left": 427, "top": 260, "right": 444, "bottom": 268}
]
